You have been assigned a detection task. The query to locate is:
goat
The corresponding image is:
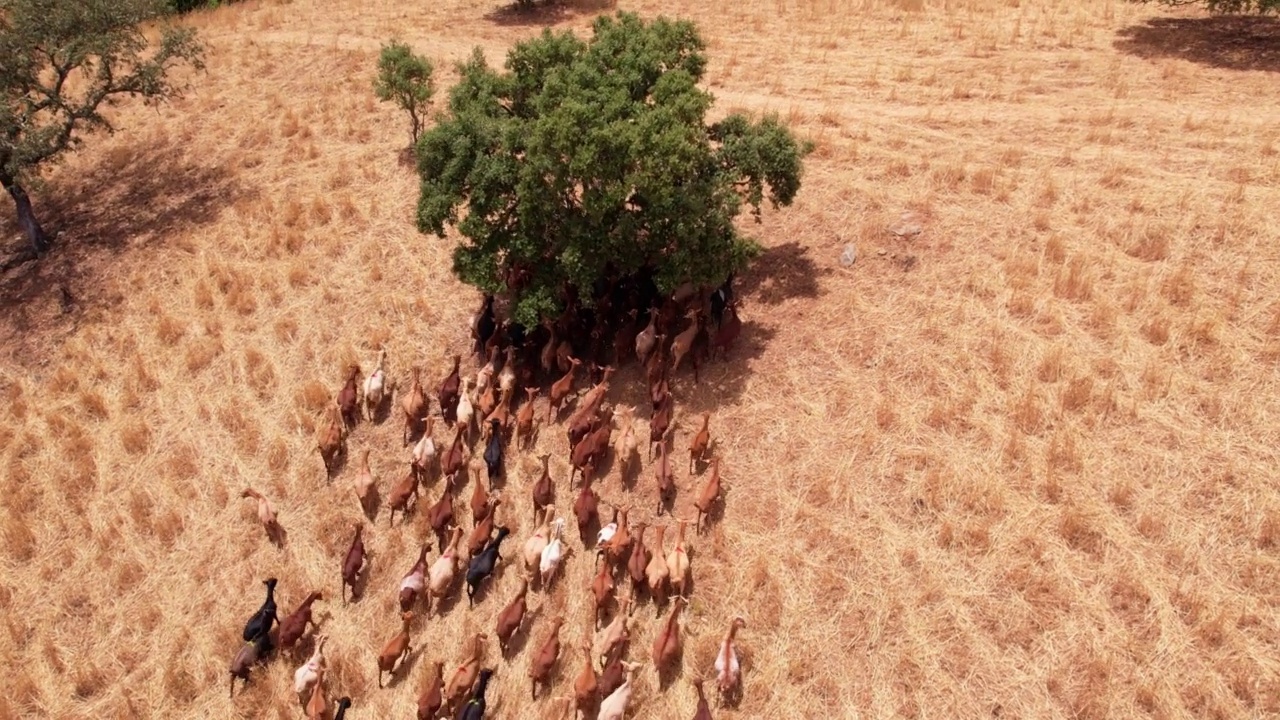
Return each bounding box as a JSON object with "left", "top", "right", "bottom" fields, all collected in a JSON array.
[
  {"left": 715, "top": 616, "right": 747, "bottom": 697},
  {"left": 337, "top": 364, "right": 361, "bottom": 429},
  {"left": 444, "top": 633, "right": 487, "bottom": 714},
  {"left": 598, "top": 636, "right": 630, "bottom": 698},
  {"left": 669, "top": 310, "right": 700, "bottom": 378},
  {"left": 529, "top": 615, "right": 566, "bottom": 699},
  {"left": 694, "top": 457, "right": 723, "bottom": 535},
  {"left": 416, "top": 660, "right": 445, "bottom": 720},
  {"left": 469, "top": 464, "right": 490, "bottom": 525},
  {"left": 599, "top": 506, "right": 632, "bottom": 569},
  {"left": 648, "top": 395, "right": 672, "bottom": 461},
  {"left": 442, "top": 427, "right": 467, "bottom": 479},
  {"left": 439, "top": 354, "right": 462, "bottom": 425},
  {"left": 646, "top": 525, "right": 669, "bottom": 609},
  {"left": 468, "top": 496, "right": 501, "bottom": 558},
  {"left": 626, "top": 524, "right": 650, "bottom": 603},
  {"left": 710, "top": 299, "right": 742, "bottom": 361},
  {"left": 494, "top": 578, "right": 529, "bottom": 654},
  {"left": 614, "top": 405, "right": 639, "bottom": 480},
  {"left": 241, "top": 488, "right": 284, "bottom": 545},
  {"left": 573, "top": 461, "right": 599, "bottom": 545},
  {"left": 228, "top": 632, "right": 273, "bottom": 698},
  {"left": 595, "top": 597, "right": 632, "bottom": 669},
  {"left": 635, "top": 307, "right": 658, "bottom": 366},
  {"left": 305, "top": 667, "right": 326, "bottom": 720},
  {"left": 532, "top": 453, "right": 554, "bottom": 521},
  {"left": 402, "top": 366, "right": 427, "bottom": 447},
  {"left": 411, "top": 417, "right": 437, "bottom": 481},
  {"left": 667, "top": 520, "right": 691, "bottom": 598},
  {"left": 399, "top": 543, "right": 431, "bottom": 612},
  {"left": 565, "top": 366, "right": 615, "bottom": 444},
  {"left": 293, "top": 633, "right": 327, "bottom": 694},
  {"left": 655, "top": 432, "right": 675, "bottom": 515},
  {"left": 354, "top": 448, "right": 377, "bottom": 512},
  {"left": 387, "top": 462, "right": 421, "bottom": 526},
  {"left": 466, "top": 526, "right": 511, "bottom": 605},
  {"left": 539, "top": 518, "right": 568, "bottom": 588},
  {"left": 278, "top": 591, "right": 323, "bottom": 650},
  {"left": 458, "top": 667, "right": 495, "bottom": 720},
  {"left": 524, "top": 505, "right": 554, "bottom": 576},
  {"left": 318, "top": 406, "right": 345, "bottom": 475},
  {"left": 427, "top": 526, "right": 465, "bottom": 613},
  {"left": 241, "top": 577, "right": 279, "bottom": 642},
  {"left": 427, "top": 473, "right": 457, "bottom": 551},
  {"left": 472, "top": 294, "right": 496, "bottom": 356},
  {"left": 548, "top": 357, "right": 582, "bottom": 423},
  {"left": 377, "top": 611, "right": 415, "bottom": 687},
  {"left": 483, "top": 419, "right": 503, "bottom": 483},
  {"left": 456, "top": 377, "right": 476, "bottom": 443},
  {"left": 341, "top": 524, "right": 366, "bottom": 603},
  {"left": 333, "top": 696, "right": 352, "bottom": 720},
  {"left": 363, "top": 346, "right": 387, "bottom": 421},
  {"left": 570, "top": 406, "right": 614, "bottom": 485},
  {"left": 688, "top": 412, "right": 711, "bottom": 473},
  {"left": 597, "top": 661, "right": 644, "bottom": 720},
  {"left": 651, "top": 596, "right": 686, "bottom": 672},
  {"left": 573, "top": 638, "right": 599, "bottom": 720},
  {"left": 591, "top": 556, "right": 614, "bottom": 630},
  {"left": 515, "top": 386, "right": 538, "bottom": 450}
]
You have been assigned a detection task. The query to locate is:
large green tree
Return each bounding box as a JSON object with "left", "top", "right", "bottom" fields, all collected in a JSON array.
[
  {"left": 415, "top": 11, "right": 811, "bottom": 328},
  {"left": 1, "top": 0, "right": 203, "bottom": 256}
]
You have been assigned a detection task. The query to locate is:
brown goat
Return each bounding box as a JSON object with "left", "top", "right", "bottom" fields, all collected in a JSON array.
[
  {"left": 278, "top": 591, "right": 323, "bottom": 650},
  {"left": 387, "top": 463, "right": 421, "bottom": 526},
  {"left": 711, "top": 300, "right": 743, "bottom": 361},
  {"left": 649, "top": 394, "right": 672, "bottom": 461},
  {"left": 532, "top": 453, "right": 555, "bottom": 520},
  {"left": 570, "top": 406, "right": 614, "bottom": 485},
  {"left": 442, "top": 427, "right": 467, "bottom": 480},
  {"left": 626, "top": 524, "right": 650, "bottom": 602},
  {"left": 427, "top": 473, "right": 457, "bottom": 549},
  {"left": 548, "top": 357, "right": 581, "bottom": 423},
  {"left": 565, "top": 366, "right": 615, "bottom": 443},
  {"left": 655, "top": 432, "right": 675, "bottom": 515},
  {"left": 467, "top": 497, "right": 501, "bottom": 558},
  {"left": 694, "top": 457, "right": 723, "bottom": 535},
  {"left": 528, "top": 615, "right": 565, "bottom": 700},
  {"left": 688, "top": 412, "right": 711, "bottom": 473},
  {"left": 341, "top": 524, "right": 366, "bottom": 603},
  {"left": 516, "top": 386, "right": 539, "bottom": 450},
  {"left": 573, "top": 639, "right": 599, "bottom": 719},
  {"left": 377, "top": 611, "right": 415, "bottom": 688},
  {"left": 669, "top": 310, "right": 701, "bottom": 378},
  {"left": 416, "top": 660, "right": 445, "bottom": 720},
  {"left": 494, "top": 578, "right": 530, "bottom": 653},
  {"left": 650, "top": 596, "right": 686, "bottom": 672},
  {"left": 591, "top": 559, "right": 614, "bottom": 631},
  {"left": 438, "top": 354, "right": 462, "bottom": 425},
  {"left": 318, "top": 406, "right": 345, "bottom": 475},
  {"left": 444, "top": 633, "right": 487, "bottom": 713},
  {"left": 337, "top": 364, "right": 361, "bottom": 429},
  {"left": 402, "top": 366, "right": 427, "bottom": 447},
  {"left": 573, "top": 461, "right": 599, "bottom": 545}
]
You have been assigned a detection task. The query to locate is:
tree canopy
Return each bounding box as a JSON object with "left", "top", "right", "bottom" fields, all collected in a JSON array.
[
  {"left": 1132, "top": 0, "right": 1279, "bottom": 12},
  {"left": 415, "top": 11, "right": 811, "bottom": 328},
  {"left": 1, "top": 0, "right": 203, "bottom": 255},
  {"left": 374, "top": 39, "right": 435, "bottom": 146}
]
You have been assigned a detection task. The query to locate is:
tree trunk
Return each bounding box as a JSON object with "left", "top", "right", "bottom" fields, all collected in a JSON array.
[{"left": 1, "top": 173, "right": 52, "bottom": 256}]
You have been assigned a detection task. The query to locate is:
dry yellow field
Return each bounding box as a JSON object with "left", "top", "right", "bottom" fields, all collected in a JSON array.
[{"left": 3, "top": 0, "right": 1280, "bottom": 718}]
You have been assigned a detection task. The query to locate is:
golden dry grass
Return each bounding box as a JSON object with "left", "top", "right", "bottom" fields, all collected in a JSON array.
[{"left": 3, "top": 0, "right": 1280, "bottom": 718}]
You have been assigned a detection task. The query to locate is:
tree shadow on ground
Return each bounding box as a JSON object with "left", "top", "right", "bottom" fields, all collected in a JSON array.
[
  {"left": 737, "top": 240, "right": 828, "bottom": 305},
  {"left": 0, "top": 132, "right": 246, "bottom": 362},
  {"left": 1114, "top": 15, "right": 1280, "bottom": 72},
  {"left": 484, "top": 0, "right": 617, "bottom": 27}
]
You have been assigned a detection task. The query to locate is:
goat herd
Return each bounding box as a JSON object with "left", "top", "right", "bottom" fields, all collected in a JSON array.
[{"left": 230, "top": 274, "right": 746, "bottom": 719}]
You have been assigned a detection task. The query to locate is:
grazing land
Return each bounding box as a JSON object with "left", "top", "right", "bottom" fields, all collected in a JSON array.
[{"left": 2, "top": 0, "right": 1280, "bottom": 718}]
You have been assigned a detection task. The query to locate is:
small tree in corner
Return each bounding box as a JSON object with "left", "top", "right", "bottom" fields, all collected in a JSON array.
[
  {"left": 0, "top": 0, "right": 204, "bottom": 257},
  {"left": 374, "top": 40, "right": 435, "bottom": 146}
]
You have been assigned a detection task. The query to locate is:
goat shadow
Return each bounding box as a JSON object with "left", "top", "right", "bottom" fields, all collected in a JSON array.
[
  {"left": 1114, "top": 15, "right": 1280, "bottom": 73},
  {"left": 655, "top": 641, "right": 686, "bottom": 691},
  {"left": 266, "top": 523, "right": 288, "bottom": 549},
  {"left": 344, "top": 557, "right": 373, "bottom": 606},
  {"left": 324, "top": 447, "right": 350, "bottom": 482},
  {"left": 360, "top": 487, "right": 382, "bottom": 523}
]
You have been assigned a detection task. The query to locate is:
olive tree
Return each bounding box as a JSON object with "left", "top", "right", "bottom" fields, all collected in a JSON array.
[
  {"left": 374, "top": 40, "right": 435, "bottom": 146},
  {"left": 0, "top": 0, "right": 204, "bottom": 256},
  {"left": 415, "top": 11, "right": 811, "bottom": 328}
]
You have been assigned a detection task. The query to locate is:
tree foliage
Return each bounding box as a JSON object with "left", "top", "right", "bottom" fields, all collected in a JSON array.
[
  {"left": 415, "top": 11, "right": 812, "bottom": 328},
  {"left": 1132, "top": 0, "right": 1280, "bottom": 12},
  {"left": 0, "top": 0, "right": 204, "bottom": 255},
  {"left": 374, "top": 40, "right": 435, "bottom": 146}
]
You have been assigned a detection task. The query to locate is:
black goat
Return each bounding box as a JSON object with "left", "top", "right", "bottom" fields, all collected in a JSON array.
[
  {"left": 241, "top": 578, "right": 278, "bottom": 642},
  {"left": 466, "top": 527, "right": 511, "bottom": 606}
]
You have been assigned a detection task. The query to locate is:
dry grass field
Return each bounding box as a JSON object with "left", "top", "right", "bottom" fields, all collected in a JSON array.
[{"left": 3, "top": 0, "right": 1280, "bottom": 717}]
